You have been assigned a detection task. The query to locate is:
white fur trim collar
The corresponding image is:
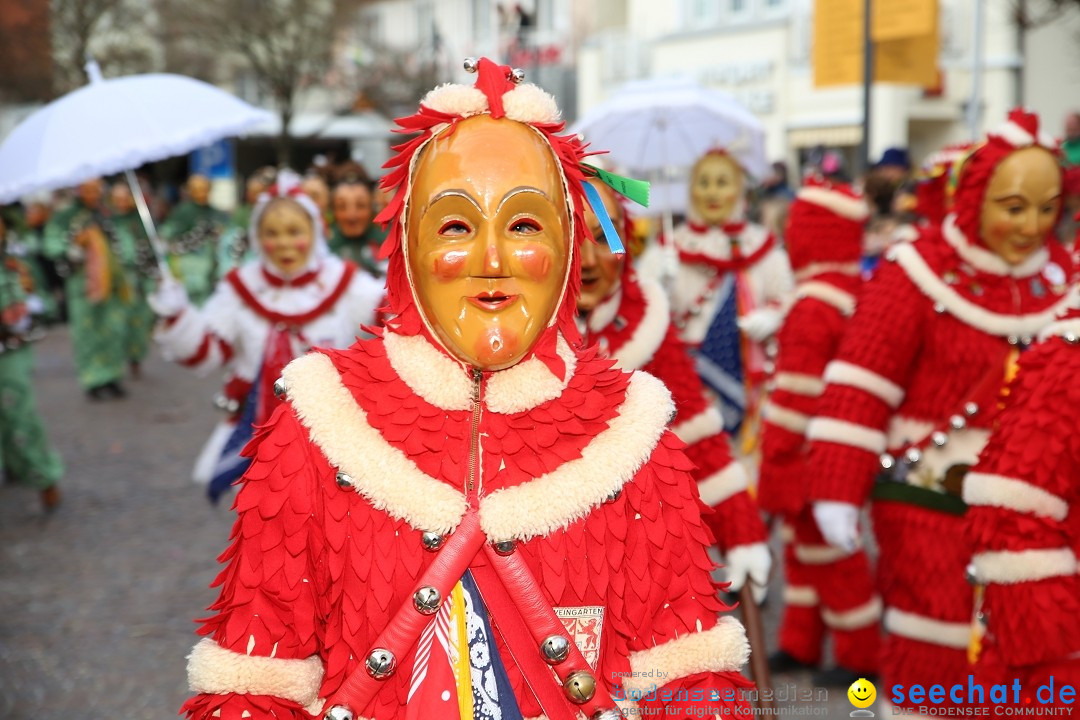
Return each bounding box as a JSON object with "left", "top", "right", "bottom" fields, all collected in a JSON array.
[
  {"left": 479, "top": 371, "right": 674, "bottom": 542},
  {"left": 609, "top": 278, "right": 670, "bottom": 371},
  {"left": 672, "top": 221, "right": 771, "bottom": 262},
  {"left": 889, "top": 242, "right": 1079, "bottom": 338},
  {"left": 382, "top": 331, "right": 578, "bottom": 413},
  {"left": 282, "top": 353, "right": 674, "bottom": 541},
  {"left": 1038, "top": 317, "right": 1080, "bottom": 342},
  {"left": 941, "top": 214, "right": 1048, "bottom": 278},
  {"left": 587, "top": 286, "right": 623, "bottom": 335}
]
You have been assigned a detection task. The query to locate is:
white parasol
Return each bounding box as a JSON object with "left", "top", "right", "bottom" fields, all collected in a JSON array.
[{"left": 0, "top": 61, "right": 273, "bottom": 273}]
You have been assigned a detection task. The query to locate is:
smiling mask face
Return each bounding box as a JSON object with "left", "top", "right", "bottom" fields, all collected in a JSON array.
[
  {"left": 406, "top": 114, "right": 570, "bottom": 370},
  {"left": 979, "top": 147, "right": 1061, "bottom": 265},
  {"left": 690, "top": 153, "right": 743, "bottom": 226}
]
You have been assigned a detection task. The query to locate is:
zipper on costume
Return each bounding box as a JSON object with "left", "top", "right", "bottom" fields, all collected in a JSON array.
[{"left": 467, "top": 368, "right": 483, "bottom": 498}]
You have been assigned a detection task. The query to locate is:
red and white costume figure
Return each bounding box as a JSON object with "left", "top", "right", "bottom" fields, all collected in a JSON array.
[
  {"left": 806, "top": 110, "right": 1079, "bottom": 705},
  {"left": 152, "top": 174, "right": 383, "bottom": 498},
  {"left": 181, "top": 59, "right": 752, "bottom": 720},
  {"left": 668, "top": 152, "right": 794, "bottom": 438},
  {"left": 964, "top": 311, "right": 1080, "bottom": 697},
  {"left": 582, "top": 265, "right": 770, "bottom": 601},
  {"left": 757, "top": 179, "right": 880, "bottom": 677}
]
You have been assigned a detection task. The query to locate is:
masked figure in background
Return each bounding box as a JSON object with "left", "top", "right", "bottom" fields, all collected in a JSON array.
[
  {"left": 7, "top": 194, "right": 62, "bottom": 324},
  {"left": 756, "top": 178, "right": 880, "bottom": 686},
  {"left": 110, "top": 182, "right": 159, "bottom": 378},
  {"left": 578, "top": 178, "right": 770, "bottom": 604},
  {"left": 329, "top": 165, "right": 388, "bottom": 278},
  {"left": 807, "top": 109, "right": 1077, "bottom": 707},
  {"left": 181, "top": 58, "right": 752, "bottom": 720},
  {"left": 44, "top": 178, "right": 131, "bottom": 400},
  {"left": 150, "top": 172, "right": 383, "bottom": 502},
  {"left": 669, "top": 150, "right": 794, "bottom": 447},
  {"left": 0, "top": 216, "right": 63, "bottom": 512},
  {"left": 162, "top": 173, "right": 228, "bottom": 306},
  {"left": 219, "top": 168, "right": 275, "bottom": 276},
  {"left": 963, "top": 309, "right": 1080, "bottom": 703}
]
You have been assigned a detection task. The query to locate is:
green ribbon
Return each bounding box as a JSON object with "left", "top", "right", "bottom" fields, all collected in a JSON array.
[{"left": 582, "top": 164, "right": 650, "bottom": 208}]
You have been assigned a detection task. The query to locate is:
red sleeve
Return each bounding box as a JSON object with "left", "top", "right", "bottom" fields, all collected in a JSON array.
[
  {"left": 644, "top": 328, "right": 767, "bottom": 550},
  {"left": 611, "top": 431, "right": 754, "bottom": 716},
  {"left": 807, "top": 258, "right": 928, "bottom": 506},
  {"left": 965, "top": 336, "right": 1080, "bottom": 668},
  {"left": 758, "top": 297, "right": 843, "bottom": 516},
  {"left": 182, "top": 406, "right": 327, "bottom": 720}
]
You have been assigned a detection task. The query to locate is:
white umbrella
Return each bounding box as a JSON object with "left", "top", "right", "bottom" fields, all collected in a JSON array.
[
  {"left": 0, "top": 61, "right": 273, "bottom": 273},
  {"left": 571, "top": 76, "right": 768, "bottom": 184}
]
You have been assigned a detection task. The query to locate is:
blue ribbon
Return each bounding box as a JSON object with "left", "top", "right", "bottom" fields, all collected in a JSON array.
[{"left": 581, "top": 180, "right": 626, "bottom": 254}]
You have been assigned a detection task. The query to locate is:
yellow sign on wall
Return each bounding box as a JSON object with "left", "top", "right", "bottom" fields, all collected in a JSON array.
[{"left": 813, "top": 0, "right": 939, "bottom": 88}]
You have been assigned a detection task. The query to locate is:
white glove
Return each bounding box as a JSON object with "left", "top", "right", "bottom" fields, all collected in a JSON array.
[
  {"left": 148, "top": 276, "right": 189, "bottom": 318},
  {"left": 737, "top": 306, "right": 783, "bottom": 342},
  {"left": 723, "top": 542, "right": 772, "bottom": 605},
  {"left": 812, "top": 501, "right": 860, "bottom": 553}
]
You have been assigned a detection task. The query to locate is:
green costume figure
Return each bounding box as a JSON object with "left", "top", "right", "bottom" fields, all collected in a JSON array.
[
  {"left": 109, "top": 183, "right": 158, "bottom": 373},
  {"left": 328, "top": 179, "right": 387, "bottom": 278},
  {"left": 4, "top": 202, "right": 61, "bottom": 323},
  {"left": 43, "top": 178, "right": 130, "bottom": 399},
  {"left": 0, "top": 223, "right": 63, "bottom": 511},
  {"left": 161, "top": 174, "right": 227, "bottom": 306}
]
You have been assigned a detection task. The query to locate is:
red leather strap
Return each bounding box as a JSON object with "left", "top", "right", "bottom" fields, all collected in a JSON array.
[
  {"left": 469, "top": 557, "right": 579, "bottom": 720},
  {"left": 483, "top": 544, "right": 620, "bottom": 718},
  {"left": 324, "top": 511, "right": 485, "bottom": 715}
]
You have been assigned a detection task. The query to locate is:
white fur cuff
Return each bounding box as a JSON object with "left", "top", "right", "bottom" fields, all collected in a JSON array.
[
  {"left": 796, "top": 281, "right": 856, "bottom": 316},
  {"left": 762, "top": 400, "right": 810, "bottom": 435},
  {"left": 793, "top": 543, "right": 854, "bottom": 565},
  {"left": 807, "top": 417, "right": 887, "bottom": 454},
  {"left": 624, "top": 616, "right": 749, "bottom": 694},
  {"left": 696, "top": 461, "right": 750, "bottom": 506},
  {"left": 187, "top": 638, "right": 324, "bottom": 707},
  {"left": 773, "top": 372, "right": 825, "bottom": 397},
  {"left": 784, "top": 585, "right": 819, "bottom": 607},
  {"left": 670, "top": 406, "right": 724, "bottom": 446},
  {"left": 821, "top": 597, "right": 882, "bottom": 630},
  {"left": 883, "top": 608, "right": 971, "bottom": 650},
  {"left": 972, "top": 548, "right": 1078, "bottom": 585},
  {"left": 963, "top": 472, "right": 1069, "bottom": 522},
  {"left": 824, "top": 361, "right": 904, "bottom": 408}
]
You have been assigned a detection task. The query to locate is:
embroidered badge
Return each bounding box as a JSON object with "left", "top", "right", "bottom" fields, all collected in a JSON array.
[{"left": 555, "top": 605, "right": 605, "bottom": 670}]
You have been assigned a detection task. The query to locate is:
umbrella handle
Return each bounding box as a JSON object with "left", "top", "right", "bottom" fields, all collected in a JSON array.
[{"left": 123, "top": 169, "right": 173, "bottom": 280}]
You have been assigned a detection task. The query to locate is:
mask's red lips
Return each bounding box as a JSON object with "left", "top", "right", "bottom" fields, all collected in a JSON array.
[{"left": 467, "top": 290, "right": 518, "bottom": 311}]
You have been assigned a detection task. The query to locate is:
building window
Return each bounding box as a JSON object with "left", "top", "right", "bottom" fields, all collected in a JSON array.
[{"left": 684, "top": 0, "right": 720, "bottom": 28}]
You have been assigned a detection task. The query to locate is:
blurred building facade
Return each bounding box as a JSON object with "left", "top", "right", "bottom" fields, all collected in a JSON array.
[{"left": 576, "top": 0, "right": 1080, "bottom": 178}]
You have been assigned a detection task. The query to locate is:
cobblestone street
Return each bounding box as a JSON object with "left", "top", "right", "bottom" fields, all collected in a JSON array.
[{"left": 0, "top": 328, "right": 851, "bottom": 719}]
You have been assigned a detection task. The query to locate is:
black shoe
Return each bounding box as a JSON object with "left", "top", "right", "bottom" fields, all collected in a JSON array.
[
  {"left": 104, "top": 381, "right": 127, "bottom": 399},
  {"left": 813, "top": 666, "right": 875, "bottom": 688},
  {"left": 87, "top": 385, "right": 109, "bottom": 401},
  {"left": 768, "top": 650, "right": 819, "bottom": 674},
  {"left": 40, "top": 486, "right": 61, "bottom": 513}
]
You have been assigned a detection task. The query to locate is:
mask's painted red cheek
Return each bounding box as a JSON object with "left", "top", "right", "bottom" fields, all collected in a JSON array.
[
  {"left": 514, "top": 246, "right": 554, "bottom": 282},
  {"left": 431, "top": 249, "right": 469, "bottom": 281}
]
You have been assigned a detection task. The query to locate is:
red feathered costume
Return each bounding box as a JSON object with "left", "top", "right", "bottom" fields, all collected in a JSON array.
[
  {"left": 180, "top": 59, "right": 752, "bottom": 720},
  {"left": 757, "top": 179, "right": 880, "bottom": 674},
  {"left": 806, "top": 110, "right": 1079, "bottom": 707},
  {"left": 582, "top": 265, "right": 769, "bottom": 589},
  {"left": 964, "top": 311, "right": 1080, "bottom": 703}
]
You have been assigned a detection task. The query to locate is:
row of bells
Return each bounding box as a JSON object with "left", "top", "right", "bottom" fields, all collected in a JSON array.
[{"left": 879, "top": 401, "right": 978, "bottom": 469}]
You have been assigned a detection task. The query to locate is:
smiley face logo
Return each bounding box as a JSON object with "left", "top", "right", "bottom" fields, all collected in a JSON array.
[{"left": 848, "top": 678, "right": 877, "bottom": 709}]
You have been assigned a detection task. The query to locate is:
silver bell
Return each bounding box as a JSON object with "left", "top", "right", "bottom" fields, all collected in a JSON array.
[
  {"left": 273, "top": 377, "right": 287, "bottom": 398},
  {"left": 463, "top": 57, "right": 479, "bottom": 73},
  {"left": 604, "top": 486, "right": 622, "bottom": 504},
  {"left": 931, "top": 431, "right": 948, "bottom": 447},
  {"left": 413, "top": 586, "right": 442, "bottom": 615},
  {"left": 335, "top": 471, "right": 355, "bottom": 488},
  {"left": 420, "top": 531, "right": 445, "bottom": 552},
  {"left": 365, "top": 648, "right": 396, "bottom": 679},
  {"left": 879, "top": 453, "right": 895, "bottom": 470},
  {"left": 904, "top": 447, "right": 922, "bottom": 465},
  {"left": 964, "top": 402, "right": 979, "bottom": 417},
  {"left": 1008, "top": 335, "right": 1020, "bottom": 346},
  {"left": 949, "top": 414, "right": 966, "bottom": 431},
  {"left": 1064, "top": 332, "right": 1079, "bottom": 344},
  {"left": 933, "top": 302, "right": 946, "bottom": 314},
  {"left": 1021, "top": 335, "right": 1033, "bottom": 346},
  {"left": 965, "top": 562, "right": 979, "bottom": 585},
  {"left": 324, "top": 706, "right": 354, "bottom": 720},
  {"left": 592, "top": 710, "right": 624, "bottom": 720},
  {"left": 510, "top": 67, "right": 525, "bottom": 84},
  {"left": 540, "top": 634, "right": 570, "bottom": 665},
  {"left": 493, "top": 540, "right": 516, "bottom": 556}
]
